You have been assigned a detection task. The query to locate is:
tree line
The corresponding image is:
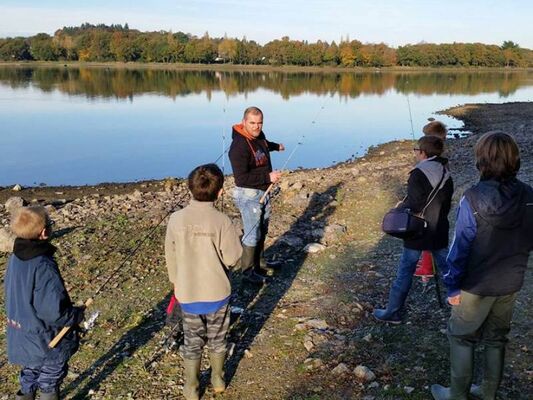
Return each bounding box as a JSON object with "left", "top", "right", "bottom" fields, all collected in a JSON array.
[{"left": 0, "top": 23, "right": 532, "bottom": 68}]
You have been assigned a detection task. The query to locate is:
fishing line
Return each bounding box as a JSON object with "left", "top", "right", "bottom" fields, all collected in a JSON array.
[{"left": 406, "top": 95, "right": 416, "bottom": 141}]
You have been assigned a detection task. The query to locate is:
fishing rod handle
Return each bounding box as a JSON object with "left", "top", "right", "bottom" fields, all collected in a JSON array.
[
  {"left": 48, "top": 297, "right": 94, "bottom": 348},
  {"left": 259, "top": 184, "right": 274, "bottom": 204}
]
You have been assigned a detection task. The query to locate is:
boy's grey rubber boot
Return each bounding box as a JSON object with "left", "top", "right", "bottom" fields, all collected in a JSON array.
[
  {"left": 38, "top": 391, "right": 59, "bottom": 400},
  {"left": 182, "top": 358, "right": 201, "bottom": 400},
  {"left": 15, "top": 391, "right": 36, "bottom": 400},
  {"left": 470, "top": 345, "right": 505, "bottom": 400},
  {"left": 209, "top": 351, "right": 226, "bottom": 393},
  {"left": 431, "top": 338, "right": 474, "bottom": 400},
  {"left": 241, "top": 245, "right": 265, "bottom": 284}
]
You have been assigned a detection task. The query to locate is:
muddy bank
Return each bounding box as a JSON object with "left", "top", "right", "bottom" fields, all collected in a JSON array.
[{"left": 0, "top": 102, "right": 532, "bottom": 399}]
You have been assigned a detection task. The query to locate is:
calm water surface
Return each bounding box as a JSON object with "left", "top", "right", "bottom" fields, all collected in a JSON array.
[{"left": 1, "top": 67, "right": 532, "bottom": 186}]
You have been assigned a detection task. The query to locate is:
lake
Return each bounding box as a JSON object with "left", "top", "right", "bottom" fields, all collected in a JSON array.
[{"left": 1, "top": 66, "right": 532, "bottom": 186}]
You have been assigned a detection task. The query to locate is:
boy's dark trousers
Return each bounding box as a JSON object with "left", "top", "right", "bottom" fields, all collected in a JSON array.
[{"left": 20, "top": 359, "right": 68, "bottom": 396}]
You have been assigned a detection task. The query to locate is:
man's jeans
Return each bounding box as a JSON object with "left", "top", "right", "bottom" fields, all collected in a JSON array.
[
  {"left": 391, "top": 247, "right": 448, "bottom": 294},
  {"left": 233, "top": 187, "right": 271, "bottom": 247},
  {"left": 20, "top": 359, "right": 68, "bottom": 395}
]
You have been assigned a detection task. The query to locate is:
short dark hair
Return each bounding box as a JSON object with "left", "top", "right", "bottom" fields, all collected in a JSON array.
[
  {"left": 418, "top": 135, "right": 444, "bottom": 158},
  {"left": 243, "top": 106, "right": 263, "bottom": 119},
  {"left": 423, "top": 121, "right": 447, "bottom": 140},
  {"left": 188, "top": 164, "right": 224, "bottom": 202},
  {"left": 474, "top": 131, "right": 520, "bottom": 181}
]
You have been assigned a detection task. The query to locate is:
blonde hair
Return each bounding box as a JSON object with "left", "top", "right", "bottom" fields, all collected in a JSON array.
[
  {"left": 423, "top": 120, "right": 447, "bottom": 140},
  {"left": 10, "top": 206, "right": 49, "bottom": 240}
]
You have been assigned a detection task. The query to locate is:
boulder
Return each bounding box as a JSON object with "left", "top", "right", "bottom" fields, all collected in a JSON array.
[
  {"left": 5, "top": 197, "right": 25, "bottom": 214},
  {"left": 0, "top": 227, "right": 15, "bottom": 252}
]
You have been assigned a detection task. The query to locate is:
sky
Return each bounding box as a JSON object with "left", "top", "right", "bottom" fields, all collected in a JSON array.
[{"left": 1, "top": 0, "right": 532, "bottom": 48}]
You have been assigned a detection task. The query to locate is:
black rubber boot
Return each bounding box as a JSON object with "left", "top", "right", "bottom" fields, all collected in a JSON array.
[
  {"left": 241, "top": 245, "right": 266, "bottom": 285},
  {"left": 431, "top": 338, "right": 474, "bottom": 400},
  {"left": 15, "top": 391, "right": 36, "bottom": 400},
  {"left": 470, "top": 345, "right": 505, "bottom": 400},
  {"left": 372, "top": 287, "right": 408, "bottom": 324}
]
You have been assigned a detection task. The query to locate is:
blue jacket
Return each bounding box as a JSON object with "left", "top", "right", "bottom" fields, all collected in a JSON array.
[
  {"left": 444, "top": 179, "right": 533, "bottom": 297},
  {"left": 4, "top": 239, "right": 83, "bottom": 367}
]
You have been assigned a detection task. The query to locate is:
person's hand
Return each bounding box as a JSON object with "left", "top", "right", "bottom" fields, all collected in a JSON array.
[
  {"left": 278, "top": 143, "right": 285, "bottom": 151},
  {"left": 269, "top": 171, "right": 282, "bottom": 183},
  {"left": 447, "top": 294, "right": 461, "bottom": 306}
]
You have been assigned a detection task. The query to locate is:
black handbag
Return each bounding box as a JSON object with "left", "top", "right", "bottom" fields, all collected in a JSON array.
[
  {"left": 382, "top": 167, "right": 446, "bottom": 239},
  {"left": 381, "top": 208, "right": 427, "bottom": 239}
]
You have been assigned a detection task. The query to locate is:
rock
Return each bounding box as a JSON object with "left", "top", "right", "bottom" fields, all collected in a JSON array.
[
  {"left": 5, "top": 197, "right": 25, "bottom": 214},
  {"left": 0, "top": 228, "right": 16, "bottom": 252},
  {"left": 279, "top": 235, "right": 304, "bottom": 248},
  {"left": 357, "top": 177, "right": 367, "bottom": 183},
  {"left": 331, "top": 363, "right": 350, "bottom": 375},
  {"left": 280, "top": 180, "right": 290, "bottom": 191},
  {"left": 304, "top": 243, "right": 326, "bottom": 253},
  {"left": 303, "top": 340, "right": 314, "bottom": 351},
  {"left": 12, "top": 184, "right": 22, "bottom": 191},
  {"left": 354, "top": 365, "right": 376, "bottom": 382},
  {"left": 291, "top": 181, "right": 304, "bottom": 191},
  {"left": 351, "top": 167, "right": 360, "bottom": 176},
  {"left": 304, "top": 318, "right": 329, "bottom": 330},
  {"left": 404, "top": 386, "right": 415, "bottom": 394},
  {"left": 368, "top": 382, "right": 379, "bottom": 389},
  {"left": 244, "top": 349, "right": 253, "bottom": 359}
]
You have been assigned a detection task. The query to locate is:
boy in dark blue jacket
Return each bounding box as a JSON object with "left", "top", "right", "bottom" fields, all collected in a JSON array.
[
  {"left": 4, "top": 206, "right": 84, "bottom": 400},
  {"left": 431, "top": 131, "right": 533, "bottom": 400}
]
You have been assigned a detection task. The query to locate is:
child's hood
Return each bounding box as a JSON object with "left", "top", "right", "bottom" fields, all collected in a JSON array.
[{"left": 13, "top": 238, "right": 56, "bottom": 261}]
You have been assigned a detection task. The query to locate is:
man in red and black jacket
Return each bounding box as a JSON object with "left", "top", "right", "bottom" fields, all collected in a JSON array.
[{"left": 229, "top": 106, "right": 284, "bottom": 284}]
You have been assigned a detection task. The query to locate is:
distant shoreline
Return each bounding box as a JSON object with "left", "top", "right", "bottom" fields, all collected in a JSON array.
[{"left": 1, "top": 61, "right": 532, "bottom": 73}]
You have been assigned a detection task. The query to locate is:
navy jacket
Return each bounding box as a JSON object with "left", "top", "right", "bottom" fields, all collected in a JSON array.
[
  {"left": 444, "top": 179, "right": 533, "bottom": 297},
  {"left": 4, "top": 239, "right": 83, "bottom": 367}
]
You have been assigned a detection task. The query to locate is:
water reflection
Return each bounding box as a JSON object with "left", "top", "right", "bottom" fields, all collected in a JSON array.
[{"left": 0, "top": 67, "right": 531, "bottom": 100}]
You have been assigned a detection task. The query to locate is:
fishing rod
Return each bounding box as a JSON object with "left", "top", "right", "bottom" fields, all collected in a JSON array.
[
  {"left": 49, "top": 141, "right": 235, "bottom": 348},
  {"left": 259, "top": 101, "right": 328, "bottom": 204},
  {"left": 49, "top": 188, "right": 191, "bottom": 348}
]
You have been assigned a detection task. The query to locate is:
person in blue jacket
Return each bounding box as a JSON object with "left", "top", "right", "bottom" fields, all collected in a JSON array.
[
  {"left": 4, "top": 206, "right": 84, "bottom": 400},
  {"left": 431, "top": 131, "right": 533, "bottom": 400}
]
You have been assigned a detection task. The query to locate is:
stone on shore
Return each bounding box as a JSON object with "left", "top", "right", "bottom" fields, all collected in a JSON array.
[
  {"left": 5, "top": 197, "right": 25, "bottom": 214},
  {"left": 0, "top": 227, "right": 15, "bottom": 252}
]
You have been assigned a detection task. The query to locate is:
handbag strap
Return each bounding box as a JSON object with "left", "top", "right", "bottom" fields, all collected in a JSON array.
[{"left": 420, "top": 165, "right": 447, "bottom": 217}]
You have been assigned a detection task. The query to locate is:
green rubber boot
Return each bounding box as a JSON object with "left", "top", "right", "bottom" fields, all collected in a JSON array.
[
  {"left": 241, "top": 245, "right": 266, "bottom": 285},
  {"left": 470, "top": 345, "right": 505, "bottom": 400},
  {"left": 38, "top": 391, "right": 59, "bottom": 400},
  {"left": 209, "top": 351, "right": 226, "bottom": 394},
  {"left": 431, "top": 338, "right": 474, "bottom": 400},
  {"left": 182, "top": 358, "right": 201, "bottom": 400},
  {"left": 15, "top": 391, "right": 36, "bottom": 400}
]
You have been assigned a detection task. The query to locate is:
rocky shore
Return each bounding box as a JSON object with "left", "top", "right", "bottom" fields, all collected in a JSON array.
[{"left": 1, "top": 102, "right": 531, "bottom": 399}]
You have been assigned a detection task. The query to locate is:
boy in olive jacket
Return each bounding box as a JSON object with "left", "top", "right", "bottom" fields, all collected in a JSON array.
[{"left": 165, "top": 164, "right": 242, "bottom": 400}]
